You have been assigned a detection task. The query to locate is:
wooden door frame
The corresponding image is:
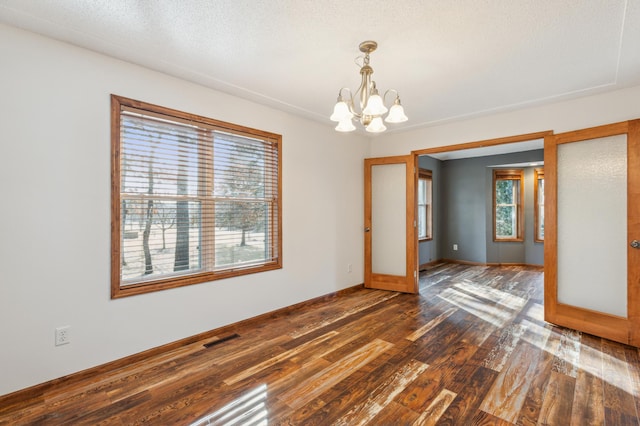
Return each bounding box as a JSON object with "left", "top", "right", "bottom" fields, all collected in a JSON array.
[
  {"left": 412, "top": 131, "right": 553, "bottom": 157},
  {"left": 544, "top": 120, "right": 640, "bottom": 346}
]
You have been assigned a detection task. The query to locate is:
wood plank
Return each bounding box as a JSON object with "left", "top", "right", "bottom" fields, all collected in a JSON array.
[
  {"left": 478, "top": 341, "right": 543, "bottom": 423},
  {"left": 471, "top": 409, "right": 516, "bottom": 425},
  {"left": 622, "top": 345, "right": 640, "bottom": 420},
  {"left": 368, "top": 400, "right": 420, "bottom": 425},
  {"left": 515, "top": 334, "right": 554, "bottom": 425},
  {"left": 332, "top": 359, "right": 428, "bottom": 426},
  {"left": 295, "top": 347, "right": 408, "bottom": 425},
  {"left": 405, "top": 307, "right": 457, "bottom": 342},
  {"left": 482, "top": 322, "right": 527, "bottom": 372},
  {"left": 440, "top": 366, "right": 500, "bottom": 425},
  {"left": 601, "top": 338, "right": 638, "bottom": 418},
  {"left": 551, "top": 327, "right": 581, "bottom": 378},
  {"left": 570, "top": 333, "right": 605, "bottom": 426},
  {"left": 287, "top": 290, "right": 400, "bottom": 338},
  {"left": 277, "top": 338, "right": 394, "bottom": 410},
  {"left": 571, "top": 370, "right": 605, "bottom": 426},
  {"left": 536, "top": 371, "right": 576, "bottom": 424},
  {"left": 412, "top": 388, "right": 457, "bottom": 426},
  {"left": 223, "top": 331, "right": 339, "bottom": 385},
  {"left": 398, "top": 340, "right": 478, "bottom": 412}
]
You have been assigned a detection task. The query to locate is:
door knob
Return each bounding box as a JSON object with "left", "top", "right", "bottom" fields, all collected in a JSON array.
[
  {"left": 631, "top": 240, "right": 640, "bottom": 249},
  {"left": 365, "top": 227, "right": 371, "bottom": 232}
]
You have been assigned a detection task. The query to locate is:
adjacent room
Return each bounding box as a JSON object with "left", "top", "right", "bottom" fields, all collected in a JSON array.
[{"left": 2, "top": 1, "right": 640, "bottom": 424}]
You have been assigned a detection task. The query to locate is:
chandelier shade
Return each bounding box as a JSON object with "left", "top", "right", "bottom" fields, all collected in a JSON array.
[
  {"left": 366, "top": 116, "right": 387, "bottom": 133},
  {"left": 330, "top": 100, "right": 353, "bottom": 122},
  {"left": 330, "top": 40, "right": 408, "bottom": 133},
  {"left": 361, "top": 92, "right": 387, "bottom": 116},
  {"left": 385, "top": 99, "right": 409, "bottom": 123},
  {"left": 335, "top": 118, "right": 357, "bottom": 132}
]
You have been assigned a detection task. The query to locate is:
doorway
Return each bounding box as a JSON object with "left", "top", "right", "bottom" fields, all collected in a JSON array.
[{"left": 414, "top": 131, "right": 550, "bottom": 269}]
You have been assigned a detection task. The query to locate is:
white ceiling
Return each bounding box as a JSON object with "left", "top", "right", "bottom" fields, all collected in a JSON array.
[
  {"left": 1, "top": 0, "right": 640, "bottom": 135},
  {"left": 426, "top": 139, "right": 545, "bottom": 160}
]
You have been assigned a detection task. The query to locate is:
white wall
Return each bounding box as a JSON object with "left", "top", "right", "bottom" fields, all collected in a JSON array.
[
  {"left": 372, "top": 84, "right": 640, "bottom": 157},
  {"left": 0, "top": 24, "right": 369, "bottom": 396}
]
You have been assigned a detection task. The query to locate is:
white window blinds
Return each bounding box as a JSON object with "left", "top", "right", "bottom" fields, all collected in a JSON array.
[{"left": 111, "top": 96, "right": 281, "bottom": 298}]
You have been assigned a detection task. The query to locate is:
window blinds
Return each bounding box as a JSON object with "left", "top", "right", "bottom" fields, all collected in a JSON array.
[{"left": 112, "top": 98, "right": 281, "bottom": 294}]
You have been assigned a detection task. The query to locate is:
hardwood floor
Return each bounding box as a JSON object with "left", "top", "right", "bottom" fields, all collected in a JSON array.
[{"left": 1, "top": 263, "right": 639, "bottom": 425}]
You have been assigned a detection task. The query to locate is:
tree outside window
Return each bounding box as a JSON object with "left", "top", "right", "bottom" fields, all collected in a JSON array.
[
  {"left": 111, "top": 95, "right": 282, "bottom": 298},
  {"left": 493, "top": 169, "right": 524, "bottom": 241},
  {"left": 534, "top": 168, "right": 544, "bottom": 242},
  {"left": 417, "top": 169, "right": 432, "bottom": 241}
]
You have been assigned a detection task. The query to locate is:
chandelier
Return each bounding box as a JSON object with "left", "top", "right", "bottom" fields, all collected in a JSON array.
[{"left": 330, "top": 40, "right": 408, "bottom": 133}]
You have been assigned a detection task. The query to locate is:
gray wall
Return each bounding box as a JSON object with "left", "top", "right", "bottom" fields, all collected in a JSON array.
[{"left": 421, "top": 149, "right": 544, "bottom": 266}]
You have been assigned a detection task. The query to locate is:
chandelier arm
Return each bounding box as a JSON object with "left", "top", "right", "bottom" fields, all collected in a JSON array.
[
  {"left": 337, "top": 87, "right": 361, "bottom": 118},
  {"left": 383, "top": 89, "right": 400, "bottom": 103}
]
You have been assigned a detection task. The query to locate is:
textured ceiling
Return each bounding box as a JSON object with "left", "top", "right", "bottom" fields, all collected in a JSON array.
[{"left": 1, "top": 0, "right": 639, "bottom": 134}]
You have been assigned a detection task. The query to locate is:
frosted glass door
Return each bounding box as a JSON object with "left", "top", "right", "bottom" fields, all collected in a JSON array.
[
  {"left": 557, "top": 135, "right": 627, "bottom": 317},
  {"left": 364, "top": 155, "right": 417, "bottom": 294},
  {"left": 371, "top": 163, "right": 406, "bottom": 276}
]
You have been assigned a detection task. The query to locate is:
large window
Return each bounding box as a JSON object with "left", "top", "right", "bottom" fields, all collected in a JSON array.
[
  {"left": 417, "top": 169, "right": 433, "bottom": 241},
  {"left": 534, "top": 168, "right": 544, "bottom": 242},
  {"left": 493, "top": 169, "right": 524, "bottom": 241},
  {"left": 111, "top": 95, "right": 282, "bottom": 298}
]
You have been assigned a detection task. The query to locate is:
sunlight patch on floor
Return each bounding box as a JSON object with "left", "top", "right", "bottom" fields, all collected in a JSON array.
[
  {"left": 453, "top": 280, "right": 528, "bottom": 311},
  {"left": 437, "top": 287, "right": 513, "bottom": 327},
  {"left": 190, "top": 384, "right": 268, "bottom": 426}
]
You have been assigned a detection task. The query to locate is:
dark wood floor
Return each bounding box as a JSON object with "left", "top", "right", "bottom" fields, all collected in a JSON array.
[{"left": 2, "top": 263, "right": 640, "bottom": 425}]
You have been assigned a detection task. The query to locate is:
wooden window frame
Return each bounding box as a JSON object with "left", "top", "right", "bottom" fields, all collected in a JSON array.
[
  {"left": 534, "top": 168, "right": 544, "bottom": 242},
  {"left": 417, "top": 169, "right": 433, "bottom": 241},
  {"left": 493, "top": 169, "right": 524, "bottom": 242},
  {"left": 111, "top": 95, "right": 282, "bottom": 299}
]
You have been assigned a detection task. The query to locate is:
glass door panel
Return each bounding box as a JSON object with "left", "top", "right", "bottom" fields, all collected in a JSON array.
[
  {"left": 557, "top": 135, "right": 627, "bottom": 317},
  {"left": 371, "top": 163, "right": 406, "bottom": 276}
]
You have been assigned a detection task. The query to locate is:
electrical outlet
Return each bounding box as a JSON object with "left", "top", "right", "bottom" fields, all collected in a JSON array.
[
  {"left": 348, "top": 263, "right": 353, "bottom": 273},
  {"left": 453, "top": 244, "right": 458, "bottom": 251},
  {"left": 55, "top": 326, "right": 70, "bottom": 346}
]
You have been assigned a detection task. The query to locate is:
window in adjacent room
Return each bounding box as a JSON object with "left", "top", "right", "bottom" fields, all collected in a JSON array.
[
  {"left": 417, "top": 169, "right": 433, "bottom": 241},
  {"left": 111, "top": 95, "right": 282, "bottom": 298},
  {"left": 493, "top": 169, "right": 524, "bottom": 241},
  {"left": 534, "top": 168, "right": 544, "bottom": 242}
]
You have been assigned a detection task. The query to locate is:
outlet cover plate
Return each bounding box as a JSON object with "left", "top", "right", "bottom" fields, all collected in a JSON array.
[{"left": 55, "top": 326, "right": 70, "bottom": 346}]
